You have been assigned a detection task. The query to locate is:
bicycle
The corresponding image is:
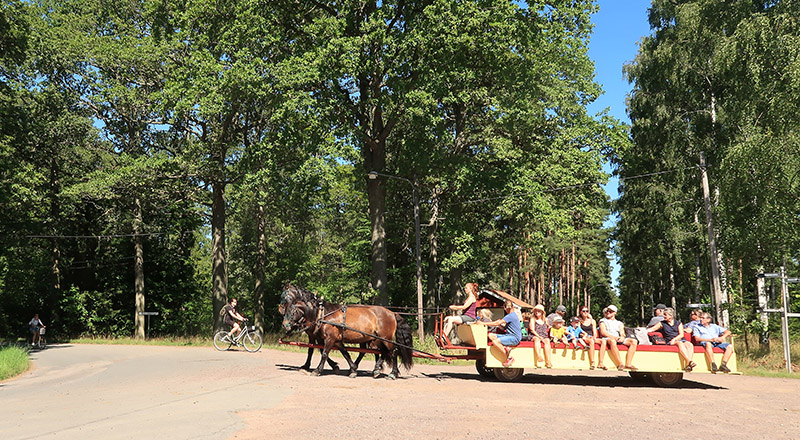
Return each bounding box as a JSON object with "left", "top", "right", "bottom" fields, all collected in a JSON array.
[
  {"left": 213, "top": 321, "right": 262, "bottom": 352},
  {"left": 33, "top": 327, "right": 47, "bottom": 350}
]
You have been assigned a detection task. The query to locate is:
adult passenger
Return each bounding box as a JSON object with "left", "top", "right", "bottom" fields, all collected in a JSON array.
[
  {"left": 646, "top": 303, "right": 667, "bottom": 327},
  {"left": 598, "top": 305, "right": 638, "bottom": 371},
  {"left": 547, "top": 304, "right": 567, "bottom": 326},
  {"left": 647, "top": 307, "right": 696, "bottom": 371},
  {"left": 475, "top": 299, "right": 521, "bottom": 367},
  {"left": 693, "top": 313, "right": 734, "bottom": 373},
  {"left": 577, "top": 305, "right": 598, "bottom": 370},
  {"left": 441, "top": 282, "right": 479, "bottom": 343}
]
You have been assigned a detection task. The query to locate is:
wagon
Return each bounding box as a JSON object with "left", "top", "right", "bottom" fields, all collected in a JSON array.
[{"left": 434, "top": 289, "right": 739, "bottom": 387}]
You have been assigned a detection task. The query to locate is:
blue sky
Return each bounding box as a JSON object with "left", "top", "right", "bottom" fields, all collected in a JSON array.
[{"left": 586, "top": 1, "right": 653, "bottom": 290}]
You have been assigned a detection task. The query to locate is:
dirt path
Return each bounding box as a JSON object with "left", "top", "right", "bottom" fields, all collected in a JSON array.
[{"left": 3, "top": 344, "right": 799, "bottom": 439}]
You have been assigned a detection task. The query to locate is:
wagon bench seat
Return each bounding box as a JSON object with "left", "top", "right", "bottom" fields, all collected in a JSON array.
[{"left": 456, "top": 323, "right": 737, "bottom": 374}]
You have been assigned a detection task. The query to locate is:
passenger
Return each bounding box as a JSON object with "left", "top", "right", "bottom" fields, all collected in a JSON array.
[
  {"left": 520, "top": 311, "right": 532, "bottom": 340},
  {"left": 442, "top": 282, "right": 479, "bottom": 343},
  {"left": 546, "top": 304, "right": 567, "bottom": 326},
  {"left": 647, "top": 307, "right": 696, "bottom": 372},
  {"left": 692, "top": 313, "right": 734, "bottom": 373},
  {"left": 683, "top": 308, "right": 704, "bottom": 336},
  {"left": 567, "top": 316, "right": 589, "bottom": 350},
  {"left": 577, "top": 305, "right": 599, "bottom": 370},
  {"left": 598, "top": 305, "right": 638, "bottom": 371},
  {"left": 530, "top": 304, "right": 552, "bottom": 368},
  {"left": 646, "top": 303, "right": 667, "bottom": 327},
  {"left": 475, "top": 299, "right": 521, "bottom": 367},
  {"left": 549, "top": 316, "right": 569, "bottom": 347},
  {"left": 478, "top": 308, "right": 493, "bottom": 322}
]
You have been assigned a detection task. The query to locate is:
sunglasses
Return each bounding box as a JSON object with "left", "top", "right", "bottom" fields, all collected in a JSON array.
[{"left": 580, "top": 309, "right": 589, "bottom": 312}]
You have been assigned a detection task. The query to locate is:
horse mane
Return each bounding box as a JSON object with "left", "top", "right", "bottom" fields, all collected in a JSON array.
[{"left": 282, "top": 283, "right": 341, "bottom": 315}]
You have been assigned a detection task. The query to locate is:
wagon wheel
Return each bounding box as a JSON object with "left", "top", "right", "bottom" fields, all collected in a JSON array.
[
  {"left": 493, "top": 367, "right": 524, "bottom": 382},
  {"left": 650, "top": 372, "right": 683, "bottom": 387},
  {"left": 475, "top": 358, "right": 494, "bottom": 378}
]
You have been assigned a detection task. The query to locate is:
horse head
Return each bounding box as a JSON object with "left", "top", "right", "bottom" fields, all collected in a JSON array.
[{"left": 282, "top": 301, "right": 314, "bottom": 333}]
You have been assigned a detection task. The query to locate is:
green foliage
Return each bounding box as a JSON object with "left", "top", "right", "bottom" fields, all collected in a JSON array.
[
  {"left": 618, "top": 0, "right": 800, "bottom": 325},
  {"left": 0, "top": 346, "right": 29, "bottom": 380},
  {"left": 1, "top": 0, "right": 622, "bottom": 336}
]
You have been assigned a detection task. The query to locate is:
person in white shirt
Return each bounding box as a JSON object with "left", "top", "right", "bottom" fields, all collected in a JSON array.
[
  {"left": 28, "top": 314, "right": 45, "bottom": 345},
  {"left": 598, "top": 305, "right": 638, "bottom": 371}
]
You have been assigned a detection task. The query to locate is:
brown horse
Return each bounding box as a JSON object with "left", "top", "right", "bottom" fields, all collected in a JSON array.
[{"left": 281, "top": 284, "right": 413, "bottom": 379}]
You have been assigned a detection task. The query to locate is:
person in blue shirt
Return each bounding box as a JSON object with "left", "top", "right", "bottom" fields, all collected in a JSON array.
[
  {"left": 475, "top": 299, "right": 521, "bottom": 367},
  {"left": 692, "top": 313, "right": 734, "bottom": 373}
]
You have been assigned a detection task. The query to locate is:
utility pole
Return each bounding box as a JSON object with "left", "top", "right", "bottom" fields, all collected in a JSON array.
[{"left": 699, "top": 152, "right": 727, "bottom": 326}]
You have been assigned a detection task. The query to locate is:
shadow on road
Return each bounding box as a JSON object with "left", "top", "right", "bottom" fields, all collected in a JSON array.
[{"left": 422, "top": 371, "right": 726, "bottom": 390}]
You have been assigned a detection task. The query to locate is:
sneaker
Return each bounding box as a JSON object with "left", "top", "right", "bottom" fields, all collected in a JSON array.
[
  {"left": 710, "top": 363, "right": 718, "bottom": 374},
  {"left": 502, "top": 356, "right": 515, "bottom": 367},
  {"left": 684, "top": 362, "right": 696, "bottom": 372},
  {"left": 719, "top": 364, "right": 731, "bottom": 373}
]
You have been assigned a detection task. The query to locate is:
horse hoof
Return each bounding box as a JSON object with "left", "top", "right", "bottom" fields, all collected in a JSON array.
[
  {"left": 349, "top": 371, "right": 358, "bottom": 378},
  {"left": 372, "top": 370, "right": 381, "bottom": 379},
  {"left": 387, "top": 373, "right": 397, "bottom": 380},
  {"left": 311, "top": 370, "right": 321, "bottom": 377}
]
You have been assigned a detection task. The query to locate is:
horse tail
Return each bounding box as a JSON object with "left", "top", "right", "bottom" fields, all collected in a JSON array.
[{"left": 394, "top": 313, "right": 414, "bottom": 370}]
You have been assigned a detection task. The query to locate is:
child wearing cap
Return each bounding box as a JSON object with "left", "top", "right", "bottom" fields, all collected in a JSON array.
[
  {"left": 549, "top": 316, "right": 569, "bottom": 347},
  {"left": 567, "top": 316, "right": 589, "bottom": 350}
]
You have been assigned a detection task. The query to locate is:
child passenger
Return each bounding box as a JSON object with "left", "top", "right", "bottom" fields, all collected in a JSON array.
[
  {"left": 567, "top": 316, "right": 589, "bottom": 349},
  {"left": 530, "top": 304, "right": 552, "bottom": 368},
  {"left": 549, "top": 316, "right": 569, "bottom": 346}
]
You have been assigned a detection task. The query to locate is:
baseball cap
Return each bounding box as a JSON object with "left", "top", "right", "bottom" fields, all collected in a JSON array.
[
  {"left": 654, "top": 304, "right": 667, "bottom": 310},
  {"left": 606, "top": 305, "right": 618, "bottom": 313},
  {"left": 570, "top": 316, "right": 580, "bottom": 323},
  {"left": 556, "top": 305, "right": 567, "bottom": 313},
  {"left": 553, "top": 316, "right": 565, "bottom": 323}
]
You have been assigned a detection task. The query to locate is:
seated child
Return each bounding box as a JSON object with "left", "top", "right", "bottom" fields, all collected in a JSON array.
[
  {"left": 567, "top": 316, "right": 589, "bottom": 349},
  {"left": 521, "top": 311, "right": 532, "bottom": 341},
  {"left": 479, "top": 308, "right": 502, "bottom": 334},
  {"left": 549, "top": 316, "right": 569, "bottom": 346}
]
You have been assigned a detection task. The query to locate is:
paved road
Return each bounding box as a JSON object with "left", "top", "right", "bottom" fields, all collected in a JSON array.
[
  {"left": 1, "top": 344, "right": 291, "bottom": 440},
  {"left": 3, "top": 344, "right": 800, "bottom": 439}
]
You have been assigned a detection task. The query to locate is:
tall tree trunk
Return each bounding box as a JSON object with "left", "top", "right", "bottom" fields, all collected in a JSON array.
[
  {"left": 211, "top": 180, "right": 228, "bottom": 332},
  {"left": 133, "top": 197, "right": 146, "bottom": 339},
  {"left": 426, "top": 187, "right": 440, "bottom": 310},
  {"left": 253, "top": 203, "right": 267, "bottom": 333},
  {"left": 366, "top": 171, "right": 388, "bottom": 305}
]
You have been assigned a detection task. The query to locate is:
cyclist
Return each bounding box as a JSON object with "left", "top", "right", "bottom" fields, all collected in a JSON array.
[
  {"left": 223, "top": 298, "right": 247, "bottom": 342},
  {"left": 29, "top": 314, "right": 46, "bottom": 346}
]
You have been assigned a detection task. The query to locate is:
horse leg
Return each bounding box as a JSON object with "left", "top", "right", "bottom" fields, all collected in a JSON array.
[
  {"left": 372, "top": 343, "right": 387, "bottom": 378},
  {"left": 336, "top": 345, "right": 359, "bottom": 378},
  {"left": 352, "top": 343, "right": 367, "bottom": 369},
  {"left": 388, "top": 346, "right": 400, "bottom": 380},
  {"left": 301, "top": 347, "right": 313, "bottom": 370},
  {"left": 313, "top": 334, "right": 336, "bottom": 376}
]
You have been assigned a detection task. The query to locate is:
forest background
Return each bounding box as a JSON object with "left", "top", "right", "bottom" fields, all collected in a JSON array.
[{"left": 1, "top": 0, "right": 798, "bottom": 341}]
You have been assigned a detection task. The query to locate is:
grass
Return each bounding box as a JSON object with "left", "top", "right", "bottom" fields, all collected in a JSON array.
[
  {"left": 734, "top": 333, "right": 800, "bottom": 379},
  {"left": 0, "top": 346, "right": 30, "bottom": 381}
]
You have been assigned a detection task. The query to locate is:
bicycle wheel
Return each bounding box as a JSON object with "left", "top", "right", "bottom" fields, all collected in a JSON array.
[
  {"left": 213, "top": 330, "right": 232, "bottom": 351},
  {"left": 242, "top": 331, "right": 263, "bottom": 352}
]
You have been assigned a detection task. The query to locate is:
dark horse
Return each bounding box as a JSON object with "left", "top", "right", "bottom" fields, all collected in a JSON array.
[{"left": 280, "top": 283, "right": 414, "bottom": 379}]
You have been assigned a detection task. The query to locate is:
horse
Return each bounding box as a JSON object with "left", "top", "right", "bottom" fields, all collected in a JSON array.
[
  {"left": 280, "top": 283, "right": 414, "bottom": 379},
  {"left": 279, "top": 284, "right": 346, "bottom": 372}
]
